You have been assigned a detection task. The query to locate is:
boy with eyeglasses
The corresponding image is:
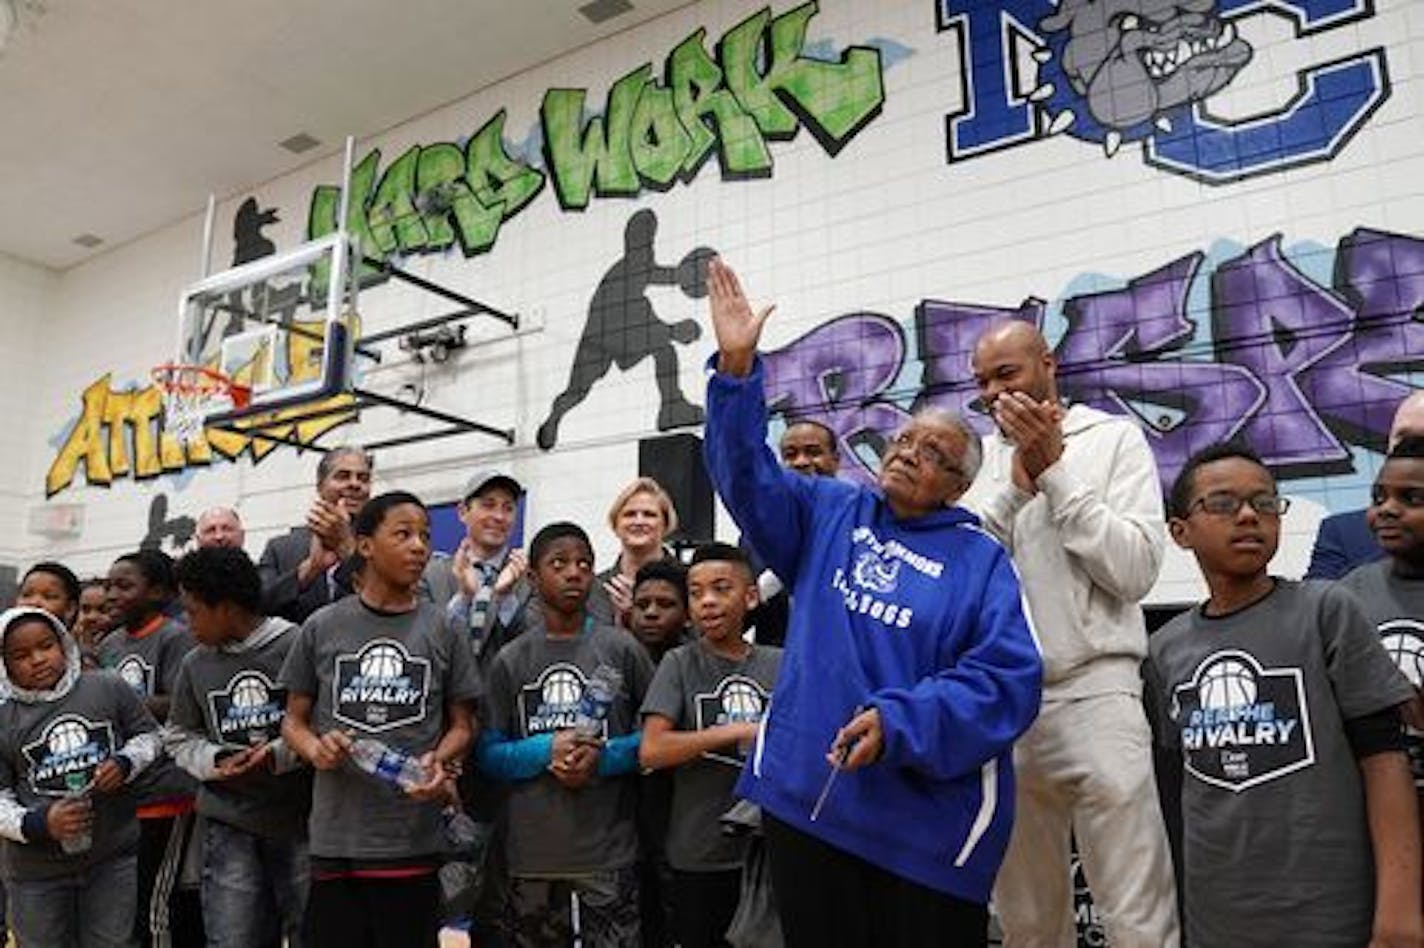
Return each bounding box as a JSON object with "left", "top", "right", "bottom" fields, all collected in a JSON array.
[
  {"left": 1343, "top": 436, "right": 1424, "bottom": 819},
  {"left": 1149, "top": 443, "right": 1421, "bottom": 947}
]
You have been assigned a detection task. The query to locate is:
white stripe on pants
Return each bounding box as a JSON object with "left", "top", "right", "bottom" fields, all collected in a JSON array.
[{"left": 993, "top": 692, "right": 1180, "bottom": 948}]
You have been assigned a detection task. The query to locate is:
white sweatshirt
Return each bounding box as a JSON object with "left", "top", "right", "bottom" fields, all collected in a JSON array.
[{"left": 961, "top": 403, "right": 1165, "bottom": 699}]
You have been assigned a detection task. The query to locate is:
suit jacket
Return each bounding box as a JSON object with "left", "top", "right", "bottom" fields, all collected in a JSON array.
[
  {"left": 1304, "top": 508, "right": 1383, "bottom": 580},
  {"left": 257, "top": 526, "right": 346, "bottom": 624}
]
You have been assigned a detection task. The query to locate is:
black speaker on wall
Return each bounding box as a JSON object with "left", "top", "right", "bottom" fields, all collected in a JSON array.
[
  {"left": 0, "top": 563, "right": 17, "bottom": 609},
  {"left": 638, "top": 432, "right": 714, "bottom": 547}
]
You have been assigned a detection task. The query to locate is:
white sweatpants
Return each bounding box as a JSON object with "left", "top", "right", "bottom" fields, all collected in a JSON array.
[{"left": 994, "top": 692, "right": 1180, "bottom": 948}]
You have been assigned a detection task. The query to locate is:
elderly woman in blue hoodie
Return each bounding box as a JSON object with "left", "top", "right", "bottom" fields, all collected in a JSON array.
[{"left": 702, "top": 259, "right": 1043, "bottom": 947}]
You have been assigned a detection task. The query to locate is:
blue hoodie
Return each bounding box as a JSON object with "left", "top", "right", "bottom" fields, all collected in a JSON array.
[{"left": 704, "top": 358, "right": 1042, "bottom": 903}]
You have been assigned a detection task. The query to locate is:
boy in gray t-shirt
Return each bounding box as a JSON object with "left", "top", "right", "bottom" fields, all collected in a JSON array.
[
  {"left": 1150, "top": 444, "right": 1420, "bottom": 947},
  {"left": 641, "top": 543, "right": 782, "bottom": 948},
  {"left": 169, "top": 547, "right": 312, "bottom": 948},
  {"left": 100, "top": 548, "right": 202, "bottom": 945},
  {"left": 281, "top": 491, "right": 482, "bottom": 948},
  {"left": 1343, "top": 435, "right": 1424, "bottom": 792},
  {"left": 478, "top": 522, "right": 655, "bottom": 948}
]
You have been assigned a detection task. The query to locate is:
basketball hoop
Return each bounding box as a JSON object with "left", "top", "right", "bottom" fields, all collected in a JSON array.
[{"left": 151, "top": 363, "right": 251, "bottom": 444}]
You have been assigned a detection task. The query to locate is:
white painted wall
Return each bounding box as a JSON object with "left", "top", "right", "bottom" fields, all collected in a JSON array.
[{"left": 0, "top": 252, "right": 56, "bottom": 568}]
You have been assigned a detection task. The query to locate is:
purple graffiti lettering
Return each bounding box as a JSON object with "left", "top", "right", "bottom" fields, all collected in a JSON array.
[
  {"left": 912, "top": 297, "right": 1044, "bottom": 434},
  {"left": 1211, "top": 237, "right": 1353, "bottom": 472},
  {"left": 1298, "top": 228, "right": 1424, "bottom": 449},
  {"left": 753, "top": 230, "right": 1419, "bottom": 507},
  {"left": 761, "top": 313, "right": 911, "bottom": 485},
  {"left": 1057, "top": 255, "right": 1264, "bottom": 487}
]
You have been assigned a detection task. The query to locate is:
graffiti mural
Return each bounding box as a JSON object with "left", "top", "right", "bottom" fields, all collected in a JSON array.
[
  {"left": 308, "top": 2, "right": 886, "bottom": 271},
  {"left": 138, "top": 494, "right": 194, "bottom": 554},
  {"left": 938, "top": 0, "right": 1388, "bottom": 182},
  {"left": 761, "top": 226, "right": 1423, "bottom": 492},
  {"left": 538, "top": 210, "right": 715, "bottom": 449},
  {"left": 45, "top": 372, "right": 357, "bottom": 496}
]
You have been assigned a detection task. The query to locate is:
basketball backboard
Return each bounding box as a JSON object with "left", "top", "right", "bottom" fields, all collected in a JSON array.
[{"left": 173, "top": 231, "right": 356, "bottom": 424}]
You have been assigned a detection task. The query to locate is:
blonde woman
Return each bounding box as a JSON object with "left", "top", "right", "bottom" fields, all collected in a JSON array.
[{"left": 590, "top": 477, "right": 679, "bottom": 627}]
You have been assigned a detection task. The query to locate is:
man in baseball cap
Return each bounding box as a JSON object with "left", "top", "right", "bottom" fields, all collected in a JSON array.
[
  {"left": 422, "top": 468, "right": 531, "bottom": 661},
  {"left": 423, "top": 469, "right": 532, "bottom": 942}
]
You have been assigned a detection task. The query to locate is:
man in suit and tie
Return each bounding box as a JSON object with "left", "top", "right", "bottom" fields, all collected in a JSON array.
[
  {"left": 1307, "top": 391, "right": 1424, "bottom": 578},
  {"left": 424, "top": 468, "right": 533, "bottom": 667},
  {"left": 256, "top": 446, "right": 372, "bottom": 622}
]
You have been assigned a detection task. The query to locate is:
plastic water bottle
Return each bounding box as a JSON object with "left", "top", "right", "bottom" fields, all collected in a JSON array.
[
  {"left": 573, "top": 664, "right": 623, "bottom": 742},
  {"left": 348, "top": 737, "right": 429, "bottom": 790},
  {"left": 60, "top": 771, "right": 92, "bottom": 855}
]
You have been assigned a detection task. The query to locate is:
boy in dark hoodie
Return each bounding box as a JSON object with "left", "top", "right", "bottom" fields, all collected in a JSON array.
[
  {"left": 168, "top": 547, "right": 312, "bottom": 948},
  {"left": 0, "top": 606, "right": 161, "bottom": 947}
]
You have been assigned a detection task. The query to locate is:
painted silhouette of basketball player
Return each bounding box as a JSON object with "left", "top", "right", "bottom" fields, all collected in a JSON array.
[
  {"left": 537, "top": 209, "right": 714, "bottom": 450},
  {"left": 139, "top": 494, "right": 195, "bottom": 555},
  {"left": 204, "top": 198, "right": 283, "bottom": 355}
]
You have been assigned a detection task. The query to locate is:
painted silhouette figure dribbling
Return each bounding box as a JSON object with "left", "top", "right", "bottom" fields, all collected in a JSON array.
[{"left": 537, "top": 209, "right": 715, "bottom": 450}]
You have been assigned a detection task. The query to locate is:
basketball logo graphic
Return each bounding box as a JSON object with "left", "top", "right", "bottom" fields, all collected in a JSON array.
[
  {"left": 542, "top": 667, "right": 585, "bottom": 708},
  {"left": 333, "top": 639, "right": 431, "bottom": 733},
  {"left": 47, "top": 719, "right": 89, "bottom": 756},
  {"left": 116, "top": 656, "right": 149, "bottom": 694},
  {"left": 720, "top": 679, "right": 765, "bottom": 720},
  {"left": 229, "top": 674, "right": 270, "bottom": 709},
  {"left": 1380, "top": 625, "right": 1424, "bottom": 689},
  {"left": 360, "top": 644, "right": 406, "bottom": 681},
  {"left": 1175, "top": 650, "right": 1314, "bottom": 792},
  {"left": 1198, "top": 658, "right": 1257, "bottom": 710}
]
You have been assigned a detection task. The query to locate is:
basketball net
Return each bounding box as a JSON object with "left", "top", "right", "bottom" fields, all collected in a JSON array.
[{"left": 151, "top": 363, "right": 251, "bottom": 445}]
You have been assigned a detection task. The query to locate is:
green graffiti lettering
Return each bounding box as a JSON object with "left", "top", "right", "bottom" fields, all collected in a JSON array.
[
  {"left": 300, "top": 3, "right": 885, "bottom": 253},
  {"left": 542, "top": 66, "right": 646, "bottom": 210},
  {"left": 724, "top": 2, "right": 885, "bottom": 154},
  {"left": 629, "top": 82, "right": 693, "bottom": 187},
  {"left": 466, "top": 111, "right": 545, "bottom": 220},
  {"left": 670, "top": 31, "right": 771, "bottom": 176},
  {"left": 308, "top": 149, "right": 383, "bottom": 288},
  {"left": 413, "top": 143, "right": 470, "bottom": 251},
  {"left": 367, "top": 146, "right": 427, "bottom": 255}
]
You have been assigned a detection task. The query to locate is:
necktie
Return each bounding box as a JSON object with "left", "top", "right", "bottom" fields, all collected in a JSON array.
[{"left": 469, "top": 562, "right": 498, "bottom": 639}]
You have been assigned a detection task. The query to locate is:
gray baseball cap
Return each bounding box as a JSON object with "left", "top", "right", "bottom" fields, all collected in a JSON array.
[{"left": 462, "top": 468, "right": 523, "bottom": 503}]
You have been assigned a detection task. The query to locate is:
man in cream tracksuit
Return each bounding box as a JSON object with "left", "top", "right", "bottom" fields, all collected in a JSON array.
[{"left": 961, "top": 322, "right": 1179, "bottom": 948}]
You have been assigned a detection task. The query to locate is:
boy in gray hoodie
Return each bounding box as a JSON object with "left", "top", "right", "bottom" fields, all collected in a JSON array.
[
  {"left": 0, "top": 605, "right": 161, "bottom": 947},
  {"left": 167, "top": 547, "right": 312, "bottom": 948}
]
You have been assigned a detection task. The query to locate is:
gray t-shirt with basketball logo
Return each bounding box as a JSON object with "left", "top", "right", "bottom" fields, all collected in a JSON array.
[
  {"left": 279, "top": 597, "right": 481, "bottom": 861},
  {"left": 97, "top": 616, "right": 197, "bottom": 804},
  {"left": 168, "top": 617, "right": 311, "bottom": 840},
  {"left": 641, "top": 640, "right": 781, "bottom": 871},
  {"left": 0, "top": 673, "right": 157, "bottom": 881},
  {"left": 1341, "top": 559, "right": 1424, "bottom": 786},
  {"left": 1147, "top": 580, "right": 1413, "bottom": 947},
  {"left": 484, "top": 621, "right": 654, "bottom": 875}
]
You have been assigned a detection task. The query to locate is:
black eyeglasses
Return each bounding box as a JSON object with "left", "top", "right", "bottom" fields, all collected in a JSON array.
[
  {"left": 1188, "top": 492, "right": 1291, "bottom": 518},
  {"left": 887, "top": 431, "right": 963, "bottom": 476}
]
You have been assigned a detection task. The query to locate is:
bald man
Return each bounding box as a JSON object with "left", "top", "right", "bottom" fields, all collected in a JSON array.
[
  {"left": 1307, "top": 390, "right": 1424, "bottom": 579},
  {"left": 779, "top": 419, "right": 840, "bottom": 477},
  {"left": 961, "top": 322, "right": 1178, "bottom": 948},
  {"left": 195, "top": 506, "right": 246, "bottom": 550}
]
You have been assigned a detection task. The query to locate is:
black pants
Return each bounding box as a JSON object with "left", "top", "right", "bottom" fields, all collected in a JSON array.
[
  {"left": 137, "top": 813, "right": 205, "bottom": 948},
  {"left": 671, "top": 868, "right": 740, "bottom": 948},
  {"left": 764, "top": 815, "right": 988, "bottom": 948},
  {"left": 306, "top": 872, "right": 441, "bottom": 948}
]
